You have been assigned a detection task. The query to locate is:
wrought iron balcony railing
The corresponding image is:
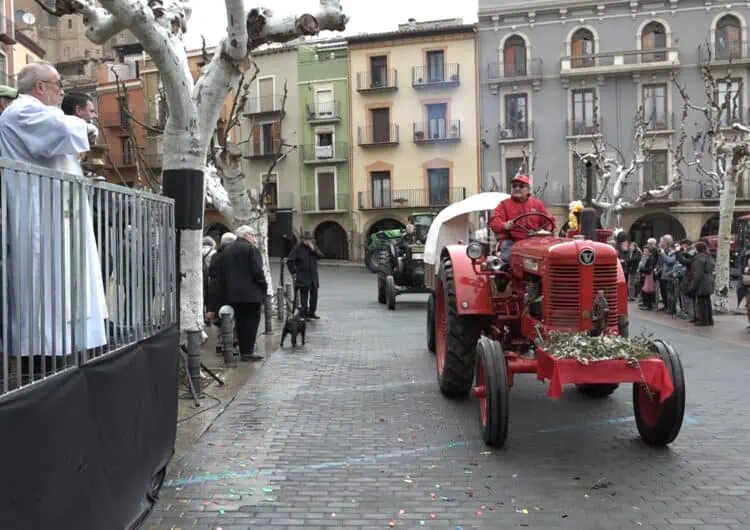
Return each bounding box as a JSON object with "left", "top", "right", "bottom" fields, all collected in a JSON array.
[
  {"left": 358, "top": 187, "right": 467, "bottom": 209},
  {"left": 357, "top": 125, "right": 399, "bottom": 146},
  {"left": 356, "top": 69, "right": 398, "bottom": 92},
  {"left": 413, "top": 120, "right": 461, "bottom": 143},
  {"left": 300, "top": 142, "right": 348, "bottom": 163},
  {"left": 412, "top": 63, "right": 460, "bottom": 88},
  {"left": 301, "top": 193, "right": 350, "bottom": 212}
]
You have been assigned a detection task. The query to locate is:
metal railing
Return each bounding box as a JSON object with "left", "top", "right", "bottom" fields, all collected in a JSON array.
[
  {"left": 498, "top": 121, "right": 534, "bottom": 140},
  {"left": 644, "top": 111, "right": 675, "bottom": 131},
  {"left": 560, "top": 48, "right": 679, "bottom": 70},
  {"left": 300, "top": 142, "right": 348, "bottom": 163},
  {"left": 0, "top": 158, "right": 177, "bottom": 397},
  {"left": 247, "top": 139, "right": 281, "bottom": 159},
  {"left": 301, "top": 193, "right": 350, "bottom": 212},
  {"left": 699, "top": 41, "right": 749, "bottom": 64},
  {"left": 356, "top": 69, "right": 398, "bottom": 91},
  {"left": 567, "top": 119, "right": 601, "bottom": 136},
  {"left": 306, "top": 101, "right": 342, "bottom": 121},
  {"left": 487, "top": 58, "right": 543, "bottom": 80},
  {"left": 358, "top": 125, "right": 399, "bottom": 146},
  {"left": 246, "top": 95, "right": 286, "bottom": 114},
  {"left": 413, "top": 120, "right": 461, "bottom": 142},
  {"left": 358, "top": 187, "right": 467, "bottom": 209},
  {"left": 412, "top": 63, "right": 460, "bottom": 87}
]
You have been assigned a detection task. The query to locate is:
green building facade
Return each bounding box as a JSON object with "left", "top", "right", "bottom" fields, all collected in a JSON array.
[{"left": 297, "top": 40, "right": 352, "bottom": 260}]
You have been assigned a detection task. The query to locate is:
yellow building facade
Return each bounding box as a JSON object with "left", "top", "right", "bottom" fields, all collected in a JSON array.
[{"left": 347, "top": 20, "right": 480, "bottom": 260}]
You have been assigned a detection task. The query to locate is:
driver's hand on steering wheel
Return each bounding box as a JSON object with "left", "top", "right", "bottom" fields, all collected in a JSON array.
[{"left": 504, "top": 221, "right": 514, "bottom": 231}]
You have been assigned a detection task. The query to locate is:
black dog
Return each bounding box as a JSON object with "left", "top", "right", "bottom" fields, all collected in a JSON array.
[{"left": 281, "top": 310, "right": 306, "bottom": 348}]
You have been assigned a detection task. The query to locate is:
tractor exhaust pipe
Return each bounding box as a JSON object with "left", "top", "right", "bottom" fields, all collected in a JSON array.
[{"left": 580, "top": 160, "right": 598, "bottom": 242}]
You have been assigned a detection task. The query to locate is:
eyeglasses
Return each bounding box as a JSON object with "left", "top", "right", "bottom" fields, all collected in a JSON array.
[{"left": 41, "top": 80, "right": 63, "bottom": 89}]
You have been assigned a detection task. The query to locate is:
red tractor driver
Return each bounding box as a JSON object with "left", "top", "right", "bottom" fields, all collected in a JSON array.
[{"left": 490, "top": 174, "right": 556, "bottom": 263}]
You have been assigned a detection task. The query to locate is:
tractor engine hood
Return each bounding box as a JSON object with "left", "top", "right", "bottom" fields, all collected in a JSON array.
[{"left": 510, "top": 237, "right": 619, "bottom": 275}]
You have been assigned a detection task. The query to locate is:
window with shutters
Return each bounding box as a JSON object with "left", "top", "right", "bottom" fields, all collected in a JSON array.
[
  {"left": 716, "top": 15, "right": 742, "bottom": 60},
  {"left": 370, "top": 56, "right": 388, "bottom": 88},
  {"left": 371, "top": 171, "right": 391, "bottom": 208},
  {"left": 571, "top": 29, "right": 594, "bottom": 68},
  {"left": 717, "top": 79, "right": 743, "bottom": 126},
  {"left": 504, "top": 94, "right": 528, "bottom": 138},
  {"left": 503, "top": 36, "right": 527, "bottom": 77},
  {"left": 643, "top": 151, "right": 668, "bottom": 191},
  {"left": 641, "top": 22, "right": 667, "bottom": 62},
  {"left": 643, "top": 84, "right": 667, "bottom": 129},
  {"left": 572, "top": 89, "right": 595, "bottom": 135},
  {"left": 428, "top": 168, "right": 450, "bottom": 206},
  {"left": 426, "top": 50, "right": 445, "bottom": 82}
]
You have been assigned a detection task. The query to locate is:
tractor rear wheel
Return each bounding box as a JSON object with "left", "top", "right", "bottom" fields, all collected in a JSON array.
[
  {"left": 475, "top": 337, "right": 509, "bottom": 447},
  {"left": 576, "top": 384, "right": 619, "bottom": 398},
  {"left": 386, "top": 275, "right": 397, "bottom": 311},
  {"left": 377, "top": 275, "right": 386, "bottom": 304},
  {"left": 426, "top": 293, "right": 436, "bottom": 354},
  {"left": 633, "top": 340, "right": 685, "bottom": 446},
  {"left": 435, "top": 256, "right": 481, "bottom": 398}
]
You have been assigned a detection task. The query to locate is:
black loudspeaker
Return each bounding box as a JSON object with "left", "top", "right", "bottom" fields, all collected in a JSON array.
[
  {"left": 162, "top": 169, "right": 205, "bottom": 229},
  {"left": 275, "top": 208, "right": 294, "bottom": 238}
]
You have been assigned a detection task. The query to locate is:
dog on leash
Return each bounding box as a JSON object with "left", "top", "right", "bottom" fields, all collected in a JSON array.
[{"left": 281, "top": 309, "right": 306, "bottom": 348}]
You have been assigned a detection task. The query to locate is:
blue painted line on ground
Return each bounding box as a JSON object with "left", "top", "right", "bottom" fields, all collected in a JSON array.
[{"left": 164, "top": 414, "right": 699, "bottom": 488}]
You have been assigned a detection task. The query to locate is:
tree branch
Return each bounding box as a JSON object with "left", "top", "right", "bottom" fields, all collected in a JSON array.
[{"left": 247, "top": 1, "right": 348, "bottom": 49}]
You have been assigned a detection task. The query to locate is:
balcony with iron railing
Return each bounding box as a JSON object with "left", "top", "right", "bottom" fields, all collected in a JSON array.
[
  {"left": 567, "top": 118, "right": 602, "bottom": 137},
  {"left": 358, "top": 187, "right": 467, "bottom": 210},
  {"left": 487, "top": 58, "right": 544, "bottom": 82},
  {"left": 357, "top": 125, "right": 399, "bottom": 146},
  {"left": 0, "top": 16, "right": 16, "bottom": 45},
  {"left": 244, "top": 94, "right": 286, "bottom": 116},
  {"left": 497, "top": 121, "right": 534, "bottom": 141},
  {"left": 412, "top": 63, "right": 460, "bottom": 88},
  {"left": 245, "top": 139, "right": 281, "bottom": 160},
  {"left": 306, "top": 101, "right": 342, "bottom": 123},
  {"left": 413, "top": 120, "right": 461, "bottom": 143},
  {"left": 560, "top": 48, "right": 680, "bottom": 78},
  {"left": 301, "top": 193, "right": 350, "bottom": 213},
  {"left": 356, "top": 69, "right": 398, "bottom": 92},
  {"left": 644, "top": 111, "right": 675, "bottom": 133},
  {"left": 300, "top": 142, "right": 348, "bottom": 164},
  {"left": 698, "top": 41, "right": 750, "bottom": 66}
]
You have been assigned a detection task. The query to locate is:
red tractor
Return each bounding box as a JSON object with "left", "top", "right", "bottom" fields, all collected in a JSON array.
[{"left": 423, "top": 193, "right": 685, "bottom": 448}]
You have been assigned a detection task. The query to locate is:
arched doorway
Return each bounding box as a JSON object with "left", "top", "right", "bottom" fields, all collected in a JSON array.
[
  {"left": 629, "top": 212, "right": 686, "bottom": 247},
  {"left": 204, "top": 222, "right": 231, "bottom": 244},
  {"left": 367, "top": 218, "right": 405, "bottom": 240},
  {"left": 315, "top": 221, "right": 349, "bottom": 260},
  {"left": 700, "top": 212, "right": 745, "bottom": 237}
]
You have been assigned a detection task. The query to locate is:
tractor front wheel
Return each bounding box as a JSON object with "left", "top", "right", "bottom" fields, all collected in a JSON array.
[
  {"left": 435, "top": 256, "right": 481, "bottom": 398},
  {"left": 366, "top": 246, "right": 389, "bottom": 274},
  {"left": 386, "top": 275, "right": 397, "bottom": 311},
  {"left": 576, "top": 384, "right": 619, "bottom": 398},
  {"left": 426, "top": 293, "right": 436, "bottom": 354},
  {"left": 377, "top": 275, "right": 386, "bottom": 304},
  {"left": 633, "top": 340, "right": 686, "bottom": 446},
  {"left": 475, "top": 337, "right": 509, "bottom": 447}
]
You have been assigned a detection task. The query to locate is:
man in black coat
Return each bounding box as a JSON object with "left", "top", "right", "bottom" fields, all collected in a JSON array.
[
  {"left": 287, "top": 231, "right": 324, "bottom": 320},
  {"left": 217, "top": 226, "right": 268, "bottom": 361}
]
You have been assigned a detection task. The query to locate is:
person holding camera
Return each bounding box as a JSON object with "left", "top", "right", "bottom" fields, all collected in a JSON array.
[{"left": 287, "top": 231, "right": 324, "bottom": 320}]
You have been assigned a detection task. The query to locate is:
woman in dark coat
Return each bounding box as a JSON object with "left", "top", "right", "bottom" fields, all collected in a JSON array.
[{"left": 689, "top": 241, "right": 715, "bottom": 326}]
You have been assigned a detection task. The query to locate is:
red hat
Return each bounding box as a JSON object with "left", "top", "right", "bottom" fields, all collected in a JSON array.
[{"left": 512, "top": 174, "right": 531, "bottom": 187}]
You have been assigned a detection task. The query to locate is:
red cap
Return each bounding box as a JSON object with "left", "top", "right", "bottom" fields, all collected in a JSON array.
[{"left": 512, "top": 174, "right": 531, "bottom": 187}]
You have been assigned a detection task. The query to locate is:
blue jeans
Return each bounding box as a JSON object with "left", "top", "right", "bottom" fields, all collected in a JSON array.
[{"left": 499, "top": 240, "right": 514, "bottom": 263}]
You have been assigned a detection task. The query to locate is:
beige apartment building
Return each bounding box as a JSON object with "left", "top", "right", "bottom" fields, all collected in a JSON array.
[{"left": 347, "top": 19, "right": 481, "bottom": 260}]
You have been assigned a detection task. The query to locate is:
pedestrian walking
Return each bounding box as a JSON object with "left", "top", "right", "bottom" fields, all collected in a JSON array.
[
  {"left": 639, "top": 246, "right": 658, "bottom": 310},
  {"left": 287, "top": 231, "right": 324, "bottom": 320},
  {"left": 216, "top": 226, "right": 266, "bottom": 361},
  {"left": 627, "top": 242, "right": 642, "bottom": 301},
  {"left": 690, "top": 241, "right": 715, "bottom": 327}
]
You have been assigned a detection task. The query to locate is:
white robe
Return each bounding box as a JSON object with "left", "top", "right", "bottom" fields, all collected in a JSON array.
[{"left": 0, "top": 95, "right": 108, "bottom": 356}]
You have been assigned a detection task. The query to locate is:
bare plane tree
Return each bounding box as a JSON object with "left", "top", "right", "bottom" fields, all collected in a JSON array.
[
  {"left": 38, "top": 0, "right": 348, "bottom": 348},
  {"left": 674, "top": 44, "right": 750, "bottom": 313}
]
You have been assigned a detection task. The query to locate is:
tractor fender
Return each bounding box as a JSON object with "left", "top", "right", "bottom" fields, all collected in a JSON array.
[{"left": 442, "top": 245, "right": 494, "bottom": 316}]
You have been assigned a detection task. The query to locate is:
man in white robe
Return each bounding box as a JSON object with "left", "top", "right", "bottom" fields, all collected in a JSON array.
[{"left": 0, "top": 62, "right": 108, "bottom": 358}]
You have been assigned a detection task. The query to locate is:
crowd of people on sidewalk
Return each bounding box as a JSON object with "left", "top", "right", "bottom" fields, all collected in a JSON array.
[
  {"left": 202, "top": 228, "right": 323, "bottom": 361},
  {"left": 616, "top": 233, "right": 717, "bottom": 327}
]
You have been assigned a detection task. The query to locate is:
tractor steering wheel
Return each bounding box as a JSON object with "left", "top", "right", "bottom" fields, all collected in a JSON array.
[{"left": 510, "top": 211, "right": 556, "bottom": 236}]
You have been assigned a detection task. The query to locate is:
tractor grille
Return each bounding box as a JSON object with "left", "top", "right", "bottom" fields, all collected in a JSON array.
[
  {"left": 547, "top": 265, "right": 580, "bottom": 328},
  {"left": 594, "top": 263, "right": 619, "bottom": 328}
]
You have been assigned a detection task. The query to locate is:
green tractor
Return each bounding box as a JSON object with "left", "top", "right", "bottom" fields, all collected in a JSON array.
[{"left": 365, "top": 213, "right": 437, "bottom": 273}]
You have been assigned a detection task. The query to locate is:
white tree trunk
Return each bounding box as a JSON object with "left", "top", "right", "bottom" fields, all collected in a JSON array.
[
  {"left": 251, "top": 214, "right": 274, "bottom": 297},
  {"left": 714, "top": 172, "right": 737, "bottom": 313}
]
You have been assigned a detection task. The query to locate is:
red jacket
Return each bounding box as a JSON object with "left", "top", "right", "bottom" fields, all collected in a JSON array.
[{"left": 490, "top": 196, "right": 555, "bottom": 242}]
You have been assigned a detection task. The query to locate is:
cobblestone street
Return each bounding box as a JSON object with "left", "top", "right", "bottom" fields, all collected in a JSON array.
[{"left": 148, "top": 268, "right": 750, "bottom": 530}]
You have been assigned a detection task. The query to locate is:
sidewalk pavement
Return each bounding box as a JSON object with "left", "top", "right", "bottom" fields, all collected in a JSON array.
[
  {"left": 270, "top": 257, "right": 367, "bottom": 271},
  {"left": 629, "top": 302, "right": 749, "bottom": 347}
]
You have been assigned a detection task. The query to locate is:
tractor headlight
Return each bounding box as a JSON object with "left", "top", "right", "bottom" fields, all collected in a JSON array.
[{"left": 466, "top": 242, "right": 484, "bottom": 260}]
